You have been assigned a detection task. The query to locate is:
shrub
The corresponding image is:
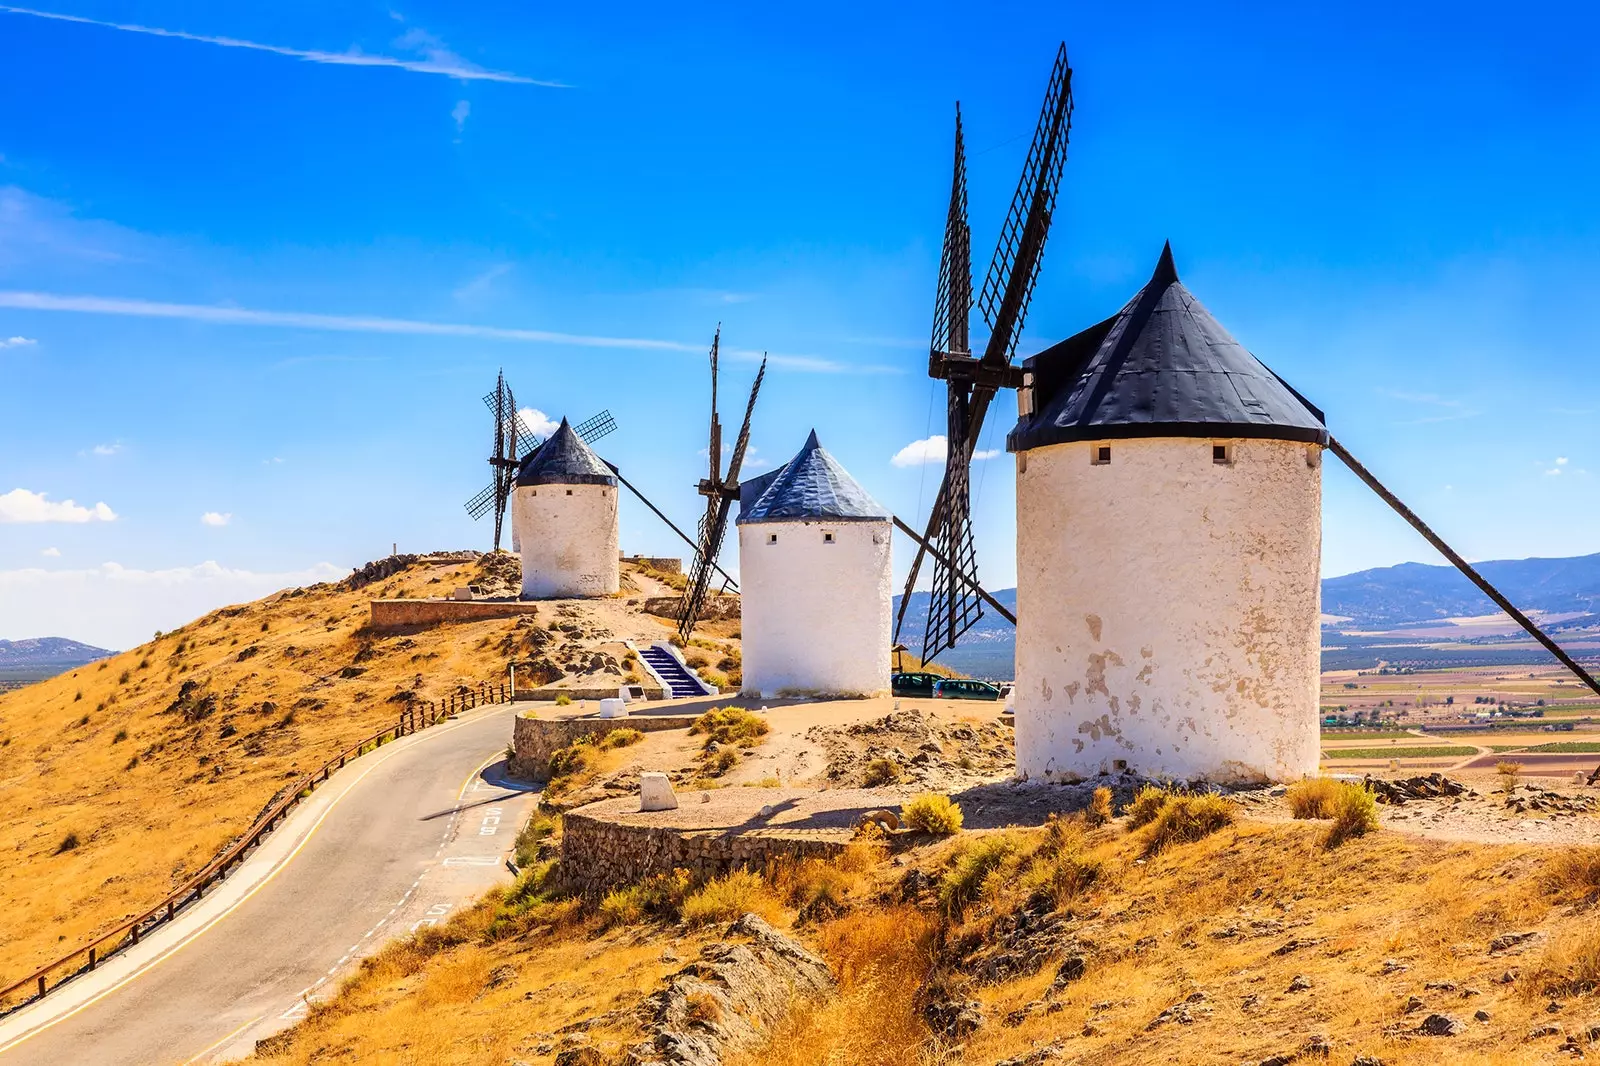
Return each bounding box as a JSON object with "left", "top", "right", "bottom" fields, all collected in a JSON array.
[
  {"left": 56, "top": 832, "right": 80, "bottom": 854},
  {"left": 1125, "top": 785, "right": 1170, "bottom": 828},
  {"left": 902, "top": 793, "right": 963, "bottom": 835},
  {"left": 700, "top": 669, "right": 730, "bottom": 690},
  {"left": 862, "top": 757, "right": 901, "bottom": 787},
  {"left": 599, "top": 869, "right": 691, "bottom": 926},
  {"left": 118, "top": 670, "right": 131, "bottom": 685},
  {"left": 1324, "top": 783, "right": 1380, "bottom": 848},
  {"left": 1143, "top": 793, "right": 1235, "bottom": 855},
  {"left": 684, "top": 991, "right": 722, "bottom": 1024},
  {"left": 112, "top": 729, "right": 128, "bottom": 744},
  {"left": 555, "top": 692, "right": 572, "bottom": 707},
  {"left": 690, "top": 706, "right": 770, "bottom": 748},
  {"left": 1531, "top": 927, "right": 1600, "bottom": 998},
  {"left": 1497, "top": 760, "right": 1523, "bottom": 795},
  {"left": 702, "top": 749, "right": 739, "bottom": 776},
  {"left": 685, "top": 650, "right": 711, "bottom": 669},
  {"left": 547, "top": 738, "right": 595, "bottom": 783},
  {"left": 599, "top": 728, "right": 644, "bottom": 750},
  {"left": 514, "top": 810, "right": 561, "bottom": 869},
  {"left": 1086, "top": 786, "right": 1113, "bottom": 827},
  {"left": 124, "top": 756, "right": 139, "bottom": 771},
  {"left": 1286, "top": 776, "right": 1345, "bottom": 819},
  {"left": 682, "top": 869, "right": 770, "bottom": 927},
  {"left": 939, "top": 834, "right": 1020, "bottom": 917}
]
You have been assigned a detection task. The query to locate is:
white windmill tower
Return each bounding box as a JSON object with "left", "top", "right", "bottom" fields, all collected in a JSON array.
[
  {"left": 1007, "top": 244, "right": 1327, "bottom": 783},
  {"left": 511, "top": 417, "right": 621, "bottom": 599},
  {"left": 736, "top": 431, "right": 893, "bottom": 698}
]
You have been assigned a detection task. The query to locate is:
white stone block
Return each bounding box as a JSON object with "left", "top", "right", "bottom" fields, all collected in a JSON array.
[
  {"left": 598, "top": 698, "right": 627, "bottom": 719},
  {"left": 640, "top": 772, "right": 678, "bottom": 812}
]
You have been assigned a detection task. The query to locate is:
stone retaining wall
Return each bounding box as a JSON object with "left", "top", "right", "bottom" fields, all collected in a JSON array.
[
  {"left": 642, "top": 596, "right": 740, "bottom": 621},
  {"left": 369, "top": 598, "right": 540, "bottom": 631},
  {"left": 509, "top": 712, "right": 697, "bottom": 780},
  {"left": 559, "top": 811, "right": 847, "bottom": 897}
]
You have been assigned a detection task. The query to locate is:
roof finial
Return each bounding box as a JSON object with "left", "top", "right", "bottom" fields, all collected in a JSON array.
[
  {"left": 1152, "top": 241, "right": 1178, "bottom": 286},
  {"left": 803, "top": 428, "right": 821, "bottom": 450}
]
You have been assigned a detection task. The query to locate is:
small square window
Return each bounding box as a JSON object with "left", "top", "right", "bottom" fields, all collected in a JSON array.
[
  {"left": 566, "top": 489, "right": 573, "bottom": 496},
  {"left": 1092, "top": 446, "right": 1112, "bottom": 465},
  {"left": 1213, "top": 443, "right": 1232, "bottom": 465},
  {"left": 768, "top": 533, "right": 778, "bottom": 545},
  {"left": 823, "top": 532, "right": 835, "bottom": 544}
]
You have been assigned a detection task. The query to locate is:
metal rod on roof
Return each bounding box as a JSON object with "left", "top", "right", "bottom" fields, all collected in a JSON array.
[
  {"left": 892, "top": 515, "right": 1016, "bottom": 625},
  {"left": 1329, "top": 436, "right": 1600, "bottom": 704}
]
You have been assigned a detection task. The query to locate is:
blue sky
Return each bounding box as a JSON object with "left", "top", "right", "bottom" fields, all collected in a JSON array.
[{"left": 1, "top": 1, "right": 1596, "bottom": 648}]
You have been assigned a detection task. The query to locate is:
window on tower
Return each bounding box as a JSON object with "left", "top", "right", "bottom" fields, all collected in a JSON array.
[
  {"left": 1213, "top": 443, "right": 1233, "bottom": 465},
  {"left": 823, "top": 532, "right": 835, "bottom": 544},
  {"left": 1092, "top": 446, "right": 1112, "bottom": 465},
  {"left": 566, "top": 489, "right": 573, "bottom": 496},
  {"left": 768, "top": 533, "right": 778, "bottom": 545}
]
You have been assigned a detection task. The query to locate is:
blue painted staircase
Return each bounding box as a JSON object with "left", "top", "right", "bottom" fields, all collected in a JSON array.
[{"left": 639, "top": 644, "right": 713, "bottom": 698}]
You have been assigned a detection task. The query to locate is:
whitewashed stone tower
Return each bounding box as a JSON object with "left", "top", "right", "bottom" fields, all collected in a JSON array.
[
  {"left": 736, "top": 430, "right": 892, "bottom": 698},
  {"left": 1006, "top": 244, "right": 1326, "bottom": 783},
  {"left": 511, "top": 418, "right": 620, "bottom": 599}
]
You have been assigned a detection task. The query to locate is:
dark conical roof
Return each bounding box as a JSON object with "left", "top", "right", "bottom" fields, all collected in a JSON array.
[
  {"left": 1007, "top": 243, "right": 1327, "bottom": 451},
  {"left": 515, "top": 417, "right": 617, "bottom": 486},
  {"left": 737, "top": 430, "right": 889, "bottom": 525}
]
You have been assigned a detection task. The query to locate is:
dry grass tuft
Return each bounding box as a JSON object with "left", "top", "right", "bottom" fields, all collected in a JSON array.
[
  {"left": 902, "top": 793, "right": 963, "bottom": 835},
  {"left": 1323, "top": 783, "right": 1380, "bottom": 848},
  {"left": 862, "top": 756, "right": 901, "bottom": 787},
  {"left": 598, "top": 868, "right": 693, "bottom": 927},
  {"left": 1530, "top": 927, "right": 1600, "bottom": 998},
  {"left": 682, "top": 870, "right": 780, "bottom": 927},
  {"left": 1086, "top": 786, "right": 1113, "bottom": 827},
  {"left": 598, "top": 727, "right": 644, "bottom": 750},
  {"left": 1124, "top": 784, "right": 1170, "bottom": 828},
  {"left": 1543, "top": 847, "right": 1600, "bottom": 903},
  {"left": 1141, "top": 793, "right": 1235, "bottom": 856},
  {"left": 690, "top": 706, "right": 770, "bottom": 748},
  {"left": 1285, "top": 776, "right": 1345, "bottom": 819},
  {"left": 1497, "top": 759, "right": 1523, "bottom": 794}
]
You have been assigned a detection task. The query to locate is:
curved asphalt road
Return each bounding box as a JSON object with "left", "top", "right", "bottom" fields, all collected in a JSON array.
[{"left": 0, "top": 702, "right": 540, "bottom": 1065}]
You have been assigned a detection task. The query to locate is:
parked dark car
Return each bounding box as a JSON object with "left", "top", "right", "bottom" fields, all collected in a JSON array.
[
  {"left": 890, "top": 671, "right": 941, "bottom": 698},
  {"left": 932, "top": 678, "right": 1003, "bottom": 701}
]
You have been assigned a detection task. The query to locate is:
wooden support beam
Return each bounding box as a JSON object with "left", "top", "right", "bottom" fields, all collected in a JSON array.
[{"left": 891, "top": 515, "right": 1017, "bottom": 626}]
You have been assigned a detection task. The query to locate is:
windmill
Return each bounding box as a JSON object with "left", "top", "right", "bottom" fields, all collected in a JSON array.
[
  {"left": 676, "top": 329, "right": 767, "bottom": 641},
  {"left": 463, "top": 370, "right": 616, "bottom": 550},
  {"left": 896, "top": 43, "right": 1074, "bottom": 664}
]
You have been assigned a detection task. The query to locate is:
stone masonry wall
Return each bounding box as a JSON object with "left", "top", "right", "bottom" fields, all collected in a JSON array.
[
  {"left": 509, "top": 713, "right": 698, "bottom": 780},
  {"left": 369, "top": 598, "right": 541, "bottom": 631},
  {"left": 559, "top": 812, "right": 846, "bottom": 897}
]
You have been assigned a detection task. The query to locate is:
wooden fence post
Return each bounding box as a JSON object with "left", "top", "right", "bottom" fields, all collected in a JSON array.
[
  {"left": 37, "top": 975, "right": 45, "bottom": 997},
  {"left": 87, "top": 947, "right": 96, "bottom": 971}
]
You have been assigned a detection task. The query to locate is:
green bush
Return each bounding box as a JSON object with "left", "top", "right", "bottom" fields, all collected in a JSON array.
[
  {"left": 599, "top": 869, "right": 692, "bottom": 927},
  {"left": 513, "top": 810, "right": 561, "bottom": 868},
  {"left": 547, "top": 737, "right": 595, "bottom": 783},
  {"left": 938, "top": 834, "right": 1017, "bottom": 917},
  {"left": 902, "top": 793, "right": 964, "bottom": 835},
  {"left": 555, "top": 692, "right": 572, "bottom": 707}
]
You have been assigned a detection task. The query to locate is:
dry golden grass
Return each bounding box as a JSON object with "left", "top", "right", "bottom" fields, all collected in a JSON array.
[
  {"left": 0, "top": 557, "right": 529, "bottom": 983},
  {"left": 1141, "top": 792, "right": 1236, "bottom": 855},
  {"left": 903, "top": 793, "right": 964, "bottom": 835},
  {"left": 1285, "top": 775, "right": 1345, "bottom": 819},
  {"left": 1086, "top": 785, "right": 1113, "bottom": 826},
  {"left": 1323, "top": 782, "right": 1380, "bottom": 848}
]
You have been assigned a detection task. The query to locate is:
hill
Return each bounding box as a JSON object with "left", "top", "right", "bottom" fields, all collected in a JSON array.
[
  {"left": 0, "top": 637, "right": 116, "bottom": 691},
  {"left": 1323, "top": 552, "right": 1600, "bottom": 626},
  {"left": 896, "top": 551, "right": 1600, "bottom": 678},
  {"left": 0, "top": 553, "right": 698, "bottom": 986}
]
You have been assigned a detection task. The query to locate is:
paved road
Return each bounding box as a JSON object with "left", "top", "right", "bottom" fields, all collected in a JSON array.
[{"left": 0, "top": 703, "right": 540, "bottom": 1065}]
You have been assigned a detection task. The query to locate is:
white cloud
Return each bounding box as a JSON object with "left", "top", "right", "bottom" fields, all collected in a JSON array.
[
  {"left": 452, "top": 262, "right": 512, "bottom": 303},
  {"left": 0, "top": 290, "right": 896, "bottom": 374},
  {"left": 40, "top": 546, "right": 59, "bottom": 557},
  {"left": 0, "top": 5, "right": 561, "bottom": 85},
  {"left": 90, "top": 442, "right": 123, "bottom": 456},
  {"left": 0, "top": 335, "right": 35, "bottom": 347},
  {"left": 200, "top": 511, "right": 232, "bottom": 527},
  {"left": 263, "top": 456, "right": 284, "bottom": 465},
  {"left": 892, "top": 435, "right": 948, "bottom": 468},
  {"left": 517, "top": 408, "right": 560, "bottom": 439},
  {"left": 890, "top": 437, "right": 1003, "bottom": 468},
  {"left": 1557, "top": 457, "right": 1570, "bottom": 466},
  {"left": 0, "top": 488, "right": 117, "bottom": 523},
  {"left": 451, "top": 99, "right": 470, "bottom": 133},
  {"left": 0, "top": 559, "right": 345, "bottom": 648}
]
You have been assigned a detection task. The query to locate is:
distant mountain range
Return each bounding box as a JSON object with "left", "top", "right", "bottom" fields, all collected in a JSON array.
[
  {"left": 895, "top": 551, "right": 1600, "bottom": 679},
  {"left": 1322, "top": 553, "right": 1600, "bottom": 627},
  {"left": 0, "top": 637, "right": 117, "bottom": 686}
]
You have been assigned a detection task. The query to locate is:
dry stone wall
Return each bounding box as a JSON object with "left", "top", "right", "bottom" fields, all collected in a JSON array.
[
  {"left": 509, "top": 713, "right": 697, "bottom": 780},
  {"left": 559, "top": 810, "right": 846, "bottom": 897}
]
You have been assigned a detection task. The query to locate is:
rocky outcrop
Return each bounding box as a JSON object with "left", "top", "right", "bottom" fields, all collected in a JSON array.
[{"left": 626, "top": 914, "right": 834, "bottom": 1066}]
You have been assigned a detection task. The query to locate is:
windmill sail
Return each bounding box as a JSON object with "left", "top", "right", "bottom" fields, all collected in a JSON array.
[{"left": 901, "top": 44, "right": 1074, "bottom": 662}]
